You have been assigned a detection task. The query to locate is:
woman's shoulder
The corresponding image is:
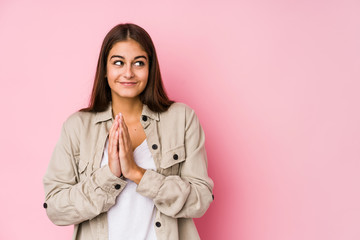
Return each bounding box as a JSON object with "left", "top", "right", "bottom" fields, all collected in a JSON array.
[
  {"left": 159, "top": 102, "right": 204, "bottom": 137},
  {"left": 165, "top": 102, "right": 194, "bottom": 115},
  {"left": 160, "top": 102, "right": 198, "bottom": 122},
  {"left": 62, "top": 110, "right": 97, "bottom": 132}
]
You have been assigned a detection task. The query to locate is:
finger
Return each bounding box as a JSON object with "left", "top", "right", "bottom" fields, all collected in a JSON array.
[
  {"left": 116, "top": 113, "right": 121, "bottom": 134},
  {"left": 109, "top": 118, "right": 119, "bottom": 154},
  {"left": 119, "top": 120, "right": 127, "bottom": 154},
  {"left": 111, "top": 129, "right": 119, "bottom": 155},
  {"left": 109, "top": 115, "right": 119, "bottom": 139},
  {"left": 110, "top": 115, "right": 118, "bottom": 130},
  {"left": 118, "top": 114, "right": 129, "bottom": 141},
  {"left": 118, "top": 115, "right": 123, "bottom": 144},
  {"left": 118, "top": 113, "right": 123, "bottom": 150},
  {"left": 114, "top": 130, "right": 119, "bottom": 152},
  {"left": 112, "top": 120, "right": 119, "bottom": 149},
  {"left": 120, "top": 114, "right": 129, "bottom": 135},
  {"left": 109, "top": 120, "right": 115, "bottom": 141},
  {"left": 123, "top": 118, "right": 130, "bottom": 140},
  {"left": 109, "top": 125, "right": 114, "bottom": 154},
  {"left": 118, "top": 127, "right": 123, "bottom": 155},
  {"left": 120, "top": 114, "right": 131, "bottom": 151}
]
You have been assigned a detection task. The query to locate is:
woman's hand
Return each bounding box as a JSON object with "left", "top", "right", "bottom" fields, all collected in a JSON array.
[
  {"left": 118, "top": 113, "right": 145, "bottom": 184},
  {"left": 108, "top": 115, "right": 122, "bottom": 177}
]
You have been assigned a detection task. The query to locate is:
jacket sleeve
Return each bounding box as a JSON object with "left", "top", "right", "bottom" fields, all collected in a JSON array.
[
  {"left": 43, "top": 117, "right": 127, "bottom": 226},
  {"left": 136, "top": 107, "right": 214, "bottom": 218}
]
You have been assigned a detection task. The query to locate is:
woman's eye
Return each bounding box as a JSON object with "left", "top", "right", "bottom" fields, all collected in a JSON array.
[
  {"left": 114, "top": 61, "right": 123, "bottom": 66},
  {"left": 134, "top": 61, "right": 145, "bottom": 67}
]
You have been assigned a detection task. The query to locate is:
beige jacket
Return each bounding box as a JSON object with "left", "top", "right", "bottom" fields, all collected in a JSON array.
[{"left": 43, "top": 102, "right": 214, "bottom": 240}]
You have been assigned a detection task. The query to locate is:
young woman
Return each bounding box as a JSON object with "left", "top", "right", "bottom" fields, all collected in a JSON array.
[{"left": 43, "top": 23, "right": 214, "bottom": 240}]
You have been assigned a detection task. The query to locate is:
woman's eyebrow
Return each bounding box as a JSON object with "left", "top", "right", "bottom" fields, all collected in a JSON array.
[
  {"left": 110, "top": 55, "right": 147, "bottom": 60},
  {"left": 110, "top": 55, "right": 124, "bottom": 59},
  {"left": 134, "top": 55, "right": 147, "bottom": 60}
]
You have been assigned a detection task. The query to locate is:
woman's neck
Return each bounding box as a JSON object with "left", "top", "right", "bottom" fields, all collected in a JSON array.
[{"left": 111, "top": 97, "right": 143, "bottom": 123}]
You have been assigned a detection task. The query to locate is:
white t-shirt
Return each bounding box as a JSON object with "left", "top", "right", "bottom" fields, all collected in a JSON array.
[{"left": 101, "top": 139, "right": 157, "bottom": 240}]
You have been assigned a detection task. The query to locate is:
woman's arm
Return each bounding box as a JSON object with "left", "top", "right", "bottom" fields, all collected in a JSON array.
[
  {"left": 136, "top": 107, "right": 214, "bottom": 218},
  {"left": 43, "top": 116, "right": 127, "bottom": 226}
]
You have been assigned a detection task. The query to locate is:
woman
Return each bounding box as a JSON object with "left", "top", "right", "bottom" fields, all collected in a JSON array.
[{"left": 43, "top": 23, "right": 214, "bottom": 240}]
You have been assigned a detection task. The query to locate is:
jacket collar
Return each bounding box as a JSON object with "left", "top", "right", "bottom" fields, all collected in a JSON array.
[
  {"left": 94, "top": 104, "right": 113, "bottom": 124},
  {"left": 94, "top": 102, "right": 159, "bottom": 124},
  {"left": 142, "top": 104, "right": 160, "bottom": 121}
]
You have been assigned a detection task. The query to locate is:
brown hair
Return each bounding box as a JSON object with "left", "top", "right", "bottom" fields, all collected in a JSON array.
[{"left": 81, "top": 23, "right": 173, "bottom": 113}]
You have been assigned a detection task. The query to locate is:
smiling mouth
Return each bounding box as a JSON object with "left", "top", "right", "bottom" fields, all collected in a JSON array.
[{"left": 119, "top": 82, "right": 137, "bottom": 86}]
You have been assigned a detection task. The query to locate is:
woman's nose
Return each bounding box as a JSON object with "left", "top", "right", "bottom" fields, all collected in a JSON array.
[{"left": 124, "top": 65, "right": 134, "bottom": 79}]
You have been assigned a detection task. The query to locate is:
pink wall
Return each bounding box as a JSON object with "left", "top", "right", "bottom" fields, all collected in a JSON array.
[{"left": 1, "top": 0, "right": 360, "bottom": 239}]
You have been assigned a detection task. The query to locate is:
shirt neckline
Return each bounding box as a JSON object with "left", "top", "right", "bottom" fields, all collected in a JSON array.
[{"left": 133, "top": 139, "right": 147, "bottom": 154}]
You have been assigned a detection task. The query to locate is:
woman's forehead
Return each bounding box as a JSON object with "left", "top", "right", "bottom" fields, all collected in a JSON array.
[{"left": 109, "top": 40, "right": 147, "bottom": 57}]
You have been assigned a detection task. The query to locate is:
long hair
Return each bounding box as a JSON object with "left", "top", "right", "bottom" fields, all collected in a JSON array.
[{"left": 81, "top": 23, "right": 173, "bottom": 113}]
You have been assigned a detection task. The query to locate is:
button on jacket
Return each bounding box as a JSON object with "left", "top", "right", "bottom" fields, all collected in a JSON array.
[{"left": 43, "top": 102, "right": 214, "bottom": 240}]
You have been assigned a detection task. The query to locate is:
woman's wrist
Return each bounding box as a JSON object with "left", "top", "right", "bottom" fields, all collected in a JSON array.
[{"left": 127, "top": 166, "right": 145, "bottom": 184}]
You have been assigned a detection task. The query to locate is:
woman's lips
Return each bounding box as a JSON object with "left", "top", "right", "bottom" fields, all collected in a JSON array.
[{"left": 119, "top": 82, "right": 137, "bottom": 86}]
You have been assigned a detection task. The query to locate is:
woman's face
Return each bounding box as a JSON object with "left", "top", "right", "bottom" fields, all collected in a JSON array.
[{"left": 106, "top": 39, "right": 149, "bottom": 100}]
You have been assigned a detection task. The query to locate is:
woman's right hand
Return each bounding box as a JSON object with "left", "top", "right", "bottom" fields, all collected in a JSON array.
[{"left": 108, "top": 115, "right": 122, "bottom": 177}]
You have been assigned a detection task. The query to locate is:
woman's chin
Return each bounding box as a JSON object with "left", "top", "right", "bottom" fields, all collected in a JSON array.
[{"left": 112, "top": 92, "right": 142, "bottom": 100}]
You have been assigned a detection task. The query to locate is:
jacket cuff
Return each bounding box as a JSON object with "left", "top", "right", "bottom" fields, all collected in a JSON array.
[
  {"left": 93, "top": 165, "right": 127, "bottom": 195},
  {"left": 136, "top": 169, "right": 165, "bottom": 199}
]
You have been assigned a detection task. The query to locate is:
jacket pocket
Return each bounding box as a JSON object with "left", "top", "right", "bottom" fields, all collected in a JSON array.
[{"left": 160, "top": 144, "right": 186, "bottom": 176}]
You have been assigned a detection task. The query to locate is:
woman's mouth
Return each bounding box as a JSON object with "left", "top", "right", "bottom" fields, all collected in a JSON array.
[{"left": 119, "top": 82, "right": 137, "bottom": 86}]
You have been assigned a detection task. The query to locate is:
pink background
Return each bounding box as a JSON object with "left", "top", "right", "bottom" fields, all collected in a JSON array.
[{"left": 1, "top": 0, "right": 360, "bottom": 239}]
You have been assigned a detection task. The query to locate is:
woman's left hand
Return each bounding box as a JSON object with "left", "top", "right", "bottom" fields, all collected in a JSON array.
[{"left": 117, "top": 113, "right": 145, "bottom": 184}]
